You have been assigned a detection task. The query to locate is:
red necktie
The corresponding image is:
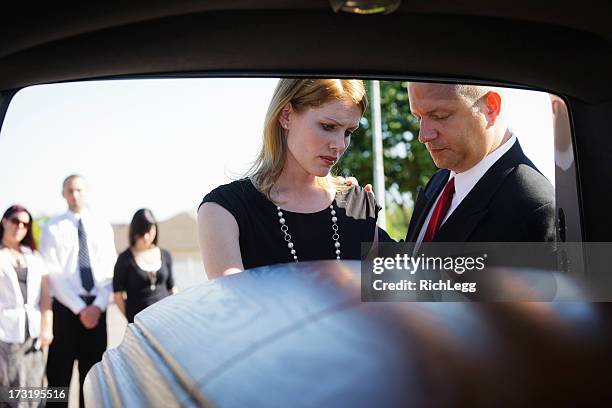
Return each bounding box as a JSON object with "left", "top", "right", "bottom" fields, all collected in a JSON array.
[{"left": 423, "top": 178, "right": 455, "bottom": 242}]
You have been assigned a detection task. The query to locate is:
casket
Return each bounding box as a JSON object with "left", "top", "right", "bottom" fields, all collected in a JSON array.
[{"left": 84, "top": 261, "right": 612, "bottom": 407}]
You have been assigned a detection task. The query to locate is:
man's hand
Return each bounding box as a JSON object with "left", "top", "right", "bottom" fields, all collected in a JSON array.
[
  {"left": 335, "top": 176, "right": 373, "bottom": 193},
  {"left": 39, "top": 326, "right": 54, "bottom": 347},
  {"left": 79, "top": 305, "right": 102, "bottom": 329}
]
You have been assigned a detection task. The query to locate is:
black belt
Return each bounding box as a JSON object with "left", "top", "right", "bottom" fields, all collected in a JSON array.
[{"left": 79, "top": 295, "right": 96, "bottom": 305}]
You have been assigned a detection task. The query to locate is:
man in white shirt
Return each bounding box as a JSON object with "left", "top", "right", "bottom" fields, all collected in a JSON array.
[
  {"left": 40, "top": 175, "right": 116, "bottom": 408},
  {"left": 405, "top": 83, "right": 555, "bottom": 244}
]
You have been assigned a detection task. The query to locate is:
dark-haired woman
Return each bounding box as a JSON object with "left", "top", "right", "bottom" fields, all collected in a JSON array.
[
  {"left": 112, "top": 209, "right": 176, "bottom": 323},
  {"left": 0, "top": 205, "right": 53, "bottom": 390}
]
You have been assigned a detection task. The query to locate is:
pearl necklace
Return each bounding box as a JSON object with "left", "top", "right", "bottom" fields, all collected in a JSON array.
[{"left": 276, "top": 204, "right": 341, "bottom": 262}]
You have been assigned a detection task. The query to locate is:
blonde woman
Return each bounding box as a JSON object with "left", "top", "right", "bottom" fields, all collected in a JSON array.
[
  {"left": 198, "top": 79, "right": 380, "bottom": 279},
  {"left": 0, "top": 205, "right": 53, "bottom": 389}
]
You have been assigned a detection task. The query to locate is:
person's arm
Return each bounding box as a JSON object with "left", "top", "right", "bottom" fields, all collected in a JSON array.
[
  {"left": 112, "top": 253, "right": 128, "bottom": 318},
  {"left": 93, "top": 221, "right": 117, "bottom": 312},
  {"left": 164, "top": 250, "right": 177, "bottom": 293},
  {"left": 197, "top": 202, "right": 244, "bottom": 279},
  {"left": 39, "top": 274, "right": 53, "bottom": 347},
  {"left": 113, "top": 292, "right": 126, "bottom": 317},
  {"left": 40, "top": 224, "right": 87, "bottom": 315}
]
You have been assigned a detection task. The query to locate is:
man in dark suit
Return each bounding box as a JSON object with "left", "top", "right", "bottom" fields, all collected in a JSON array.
[{"left": 405, "top": 82, "right": 555, "bottom": 245}]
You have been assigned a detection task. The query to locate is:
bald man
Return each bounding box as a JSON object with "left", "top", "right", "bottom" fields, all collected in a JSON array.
[
  {"left": 405, "top": 83, "right": 555, "bottom": 244},
  {"left": 41, "top": 175, "right": 116, "bottom": 407}
]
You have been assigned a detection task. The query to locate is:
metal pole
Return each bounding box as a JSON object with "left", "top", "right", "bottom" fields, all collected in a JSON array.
[{"left": 370, "top": 80, "right": 386, "bottom": 229}]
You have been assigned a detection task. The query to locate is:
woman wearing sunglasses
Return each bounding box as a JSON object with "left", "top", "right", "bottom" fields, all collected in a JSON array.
[{"left": 0, "top": 205, "right": 53, "bottom": 389}]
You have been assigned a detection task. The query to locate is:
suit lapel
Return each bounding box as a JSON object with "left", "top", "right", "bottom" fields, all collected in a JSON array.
[
  {"left": 406, "top": 170, "right": 450, "bottom": 242},
  {"left": 435, "top": 208, "right": 489, "bottom": 242},
  {"left": 435, "top": 140, "right": 525, "bottom": 241}
]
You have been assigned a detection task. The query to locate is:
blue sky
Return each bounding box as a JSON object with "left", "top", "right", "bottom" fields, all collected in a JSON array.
[{"left": 0, "top": 78, "right": 554, "bottom": 224}]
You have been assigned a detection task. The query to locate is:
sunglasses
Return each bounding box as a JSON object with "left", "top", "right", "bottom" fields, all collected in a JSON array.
[{"left": 8, "top": 218, "right": 29, "bottom": 228}]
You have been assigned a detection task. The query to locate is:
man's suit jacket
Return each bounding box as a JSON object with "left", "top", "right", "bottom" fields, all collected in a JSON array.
[{"left": 406, "top": 140, "right": 556, "bottom": 243}]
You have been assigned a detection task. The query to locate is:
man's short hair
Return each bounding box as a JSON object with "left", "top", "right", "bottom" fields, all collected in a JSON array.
[
  {"left": 453, "top": 84, "right": 495, "bottom": 104},
  {"left": 407, "top": 82, "right": 501, "bottom": 105},
  {"left": 452, "top": 84, "right": 505, "bottom": 106},
  {"left": 62, "top": 174, "right": 85, "bottom": 189}
]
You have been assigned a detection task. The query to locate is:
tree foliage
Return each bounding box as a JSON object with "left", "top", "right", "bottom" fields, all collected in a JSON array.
[
  {"left": 32, "top": 216, "right": 49, "bottom": 248},
  {"left": 335, "top": 80, "right": 437, "bottom": 239},
  {"left": 336, "top": 80, "right": 437, "bottom": 206}
]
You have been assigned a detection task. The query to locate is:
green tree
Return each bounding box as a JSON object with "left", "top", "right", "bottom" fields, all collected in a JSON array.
[
  {"left": 336, "top": 80, "right": 437, "bottom": 238},
  {"left": 32, "top": 216, "right": 50, "bottom": 249}
]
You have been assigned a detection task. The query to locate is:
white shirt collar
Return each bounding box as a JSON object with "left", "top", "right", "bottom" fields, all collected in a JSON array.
[
  {"left": 66, "top": 209, "right": 89, "bottom": 223},
  {"left": 449, "top": 134, "right": 517, "bottom": 204}
]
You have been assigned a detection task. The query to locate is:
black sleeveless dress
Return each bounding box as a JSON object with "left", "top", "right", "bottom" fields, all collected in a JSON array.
[
  {"left": 112, "top": 248, "right": 174, "bottom": 323},
  {"left": 200, "top": 178, "right": 381, "bottom": 270}
]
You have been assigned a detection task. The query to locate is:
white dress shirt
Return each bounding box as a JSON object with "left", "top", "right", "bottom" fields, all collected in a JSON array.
[
  {"left": 0, "top": 247, "right": 48, "bottom": 343},
  {"left": 40, "top": 210, "right": 116, "bottom": 314},
  {"left": 415, "top": 135, "right": 518, "bottom": 248}
]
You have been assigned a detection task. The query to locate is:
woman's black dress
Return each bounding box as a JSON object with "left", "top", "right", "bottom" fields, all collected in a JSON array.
[
  {"left": 113, "top": 248, "right": 174, "bottom": 323},
  {"left": 200, "top": 178, "right": 381, "bottom": 270}
]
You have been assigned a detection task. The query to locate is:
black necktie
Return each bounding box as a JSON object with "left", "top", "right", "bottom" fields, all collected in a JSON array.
[{"left": 78, "top": 219, "right": 94, "bottom": 292}]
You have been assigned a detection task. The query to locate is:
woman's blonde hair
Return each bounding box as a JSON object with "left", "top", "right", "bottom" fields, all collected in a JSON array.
[{"left": 248, "top": 78, "right": 367, "bottom": 199}]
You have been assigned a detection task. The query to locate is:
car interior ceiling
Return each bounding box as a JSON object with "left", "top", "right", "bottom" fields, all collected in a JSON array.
[{"left": 0, "top": 2, "right": 611, "bottom": 245}]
